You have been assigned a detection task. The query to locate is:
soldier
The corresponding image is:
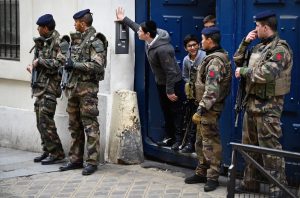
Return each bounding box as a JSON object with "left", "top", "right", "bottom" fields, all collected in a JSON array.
[
  {"left": 181, "top": 34, "right": 206, "bottom": 153},
  {"left": 115, "top": 7, "right": 185, "bottom": 151},
  {"left": 59, "top": 9, "right": 107, "bottom": 175},
  {"left": 26, "top": 14, "right": 65, "bottom": 165},
  {"left": 234, "top": 10, "right": 292, "bottom": 198},
  {"left": 184, "top": 27, "right": 232, "bottom": 192}
]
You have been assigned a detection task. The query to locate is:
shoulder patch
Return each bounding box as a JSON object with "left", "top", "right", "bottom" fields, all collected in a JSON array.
[
  {"left": 275, "top": 52, "right": 283, "bottom": 61},
  {"left": 209, "top": 70, "right": 215, "bottom": 78}
]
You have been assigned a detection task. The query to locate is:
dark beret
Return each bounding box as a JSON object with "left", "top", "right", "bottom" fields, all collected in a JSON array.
[
  {"left": 254, "top": 10, "right": 276, "bottom": 21},
  {"left": 36, "top": 14, "right": 55, "bottom": 26},
  {"left": 201, "top": 26, "right": 220, "bottom": 35},
  {"left": 73, "top": 9, "right": 91, "bottom": 19}
]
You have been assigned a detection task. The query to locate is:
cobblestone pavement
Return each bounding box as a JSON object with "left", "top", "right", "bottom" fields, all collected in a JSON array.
[{"left": 0, "top": 147, "right": 228, "bottom": 198}]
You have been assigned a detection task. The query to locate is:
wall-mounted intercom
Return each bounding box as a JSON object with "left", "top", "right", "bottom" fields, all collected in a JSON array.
[{"left": 115, "top": 22, "right": 129, "bottom": 54}]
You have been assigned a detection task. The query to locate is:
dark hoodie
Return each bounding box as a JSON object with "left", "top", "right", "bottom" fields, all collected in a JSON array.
[{"left": 123, "top": 17, "right": 182, "bottom": 94}]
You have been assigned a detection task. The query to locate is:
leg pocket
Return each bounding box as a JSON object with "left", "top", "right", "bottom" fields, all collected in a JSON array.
[{"left": 41, "top": 96, "right": 57, "bottom": 116}]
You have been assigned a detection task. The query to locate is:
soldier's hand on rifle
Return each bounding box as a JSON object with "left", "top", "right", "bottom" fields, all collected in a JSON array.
[
  {"left": 192, "top": 106, "right": 206, "bottom": 124},
  {"left": 64, "top": 58, "right": 74, "bottom": 71},
  {"left": 32, "top": 58, "right": 39, "bottom": 68},
  {"left": 26, "top": 64, "right": 33, "bottom": 74}
]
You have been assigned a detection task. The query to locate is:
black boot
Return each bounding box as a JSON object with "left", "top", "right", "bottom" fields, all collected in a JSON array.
[
  {"left": 204, "top": 180, "right": 219, "bottom": 192},
  {"left": 33, "top": 152, "right": 48, "bottom": 162},
  {"left": 59, "top": 162, "right": 83, "bottom": 171},
  {"left": 235, "top": 183, "right": 260, "bottom": 193},
  {"left": 185, "top": 174, "right": 207, "bottom": 184},
  {"left": 82, "top": 164, "right": 98, "bottom": 175},
  {"left": 41, "top": 154, "right": 64, "bottom": 165}
]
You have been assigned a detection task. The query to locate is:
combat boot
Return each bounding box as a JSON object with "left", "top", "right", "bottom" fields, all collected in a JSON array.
[
  {"left": 185, "top": 174, "right": 207, "bottom": 184},
  {"left": 59, "top": 162, "right": 83, "bottom": 171},
  {"left": 41, "top": 154, "right": 65, "bottom": 165},
  {"left": 33, "top": 152, "right": 48, "bottom": 162},
  {"left": 204, "top": 180, "right": 219, "bottom": 192},
  {"left": 82, "top": 164, "right": 97, "bottom": 175}
]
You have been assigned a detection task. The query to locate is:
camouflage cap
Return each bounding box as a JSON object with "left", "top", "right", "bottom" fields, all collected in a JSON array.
[{"left": 36, "top": 14, "right": 55, "bottom": 26}]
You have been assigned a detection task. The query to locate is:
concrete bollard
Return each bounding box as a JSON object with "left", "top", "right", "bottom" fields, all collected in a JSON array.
[{"left": 108, "top": 90, "right": 144, "bottom": 164}]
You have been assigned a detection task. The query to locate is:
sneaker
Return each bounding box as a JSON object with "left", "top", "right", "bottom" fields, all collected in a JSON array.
[
  {"left": 180, "top": 144, "right": 195, "bottom": 153},
  {"left": 171, "top": 142, "right": 181, "bottom": 151},
  {"left": 185, "top": 174, "right": 207, "bottom": 184},
  {"left": 157, "top": 137, "right": 174, "bottom": 147},
  {"left": 204, "top": 180, "right": 219, "bottom": 192}
]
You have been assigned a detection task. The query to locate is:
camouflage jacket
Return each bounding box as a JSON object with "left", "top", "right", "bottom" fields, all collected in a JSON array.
[
  {"left": 233, "top": 35, "right": 292, "bottom": 115},
  {"left": 32, "top": 30, "right": 62, "bottom": 98},
  {"left": 63, "top": 26, "right": 107, "bottom": 96},
  {"left": 196, "top": 48, "right": 232, "bottom": 112}
]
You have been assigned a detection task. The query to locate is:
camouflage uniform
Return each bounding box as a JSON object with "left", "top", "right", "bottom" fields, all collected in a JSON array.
[
  {"left": 63, "top": 26, "right": 106, "bottom": 165},
  {"left": 194, "top": 49, "right": 232, "bottom": 181},
  {"left": 233, "top": 35, "right": 292, "bottom": 190},
  {"left": 32, "top": 30, "right": 65, "bottom": 159}
]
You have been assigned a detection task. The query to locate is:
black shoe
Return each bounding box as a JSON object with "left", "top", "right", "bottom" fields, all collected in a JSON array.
[
  {"left": 204, "top": 180, "right": 219, "bottom": 192},
  {"left": 269, "top": 191, "right": 288, "bottom": 198},
  {"left": 180, "top": 144, "right": 195, "bottom": 153},
  {"left": 82, "top": 164, "right": 97, "bottom": 175},
  {"left": 171, "top": 142, "right": 181, "bottom": 151},
  {"left": 59, "top": 162, "right": 83, "bottom": 171},
  {"left": 235, "top": 184, "right": 259, "bottom": 193},
  {"left": 33, "top": 152, "right": 48, "bottom": 162},
  {"left": 157, "top": 137, "right": 174, "bottom": 147},
  {"left": 41, "top": 155, "right": 64, "bottom": 165},
  {"left": 185, "top": 174, "right": 207, "bottom": 184}
]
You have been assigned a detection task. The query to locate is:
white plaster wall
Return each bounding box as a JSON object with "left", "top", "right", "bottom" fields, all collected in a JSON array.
[{"left": 0, "top": 0, "right": 136, "bottom": 163}]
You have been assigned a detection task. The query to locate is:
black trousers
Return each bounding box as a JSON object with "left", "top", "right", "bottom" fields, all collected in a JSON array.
[{"left": 156, "top": 80, "right": 184, "bottom": 143}]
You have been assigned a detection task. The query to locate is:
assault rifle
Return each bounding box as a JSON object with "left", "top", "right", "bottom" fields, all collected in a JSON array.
[
  {"left": 234, "top": 50, "right": 250, "bottom": 127},
  {"left": 60, "top": 35, "right": 72, "bottom": 90},
  {"left": 29, "top": 37, "right": 45, "bottom": 95}
]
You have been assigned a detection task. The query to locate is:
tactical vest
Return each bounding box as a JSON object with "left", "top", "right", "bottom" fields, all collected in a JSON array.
[
  {"left": 248, "top": 38, "right": 292, "bottom": 99},
  {"left": 32, "top": 30, "right": 61, "bottom": 97},
  {"left": 66, "top": 28, "right": 108, "bottom": 90},
  {"left": 194, "top": 51, "right": 232, "bottom": 104}
]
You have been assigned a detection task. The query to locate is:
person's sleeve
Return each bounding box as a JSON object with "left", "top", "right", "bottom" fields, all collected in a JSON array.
[
  {"left": 158, "top": 48, "right": 180, "bottom": 95},
  {"left": 122, "top": 16, "right": 140, "bottom": 33},
  {"left": 233, "top": 38, "right": 250, "bottom": 68},
  {"left": 199, "top": 58, "right": 222, "bottom": 110}
]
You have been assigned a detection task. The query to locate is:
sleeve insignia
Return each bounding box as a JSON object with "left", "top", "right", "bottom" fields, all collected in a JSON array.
[
  {"left": 209, "top": 70, "right": 215, "bottom": 78},
  {"left": 275, "top": 52, "right": 283, "bottom": 61}
]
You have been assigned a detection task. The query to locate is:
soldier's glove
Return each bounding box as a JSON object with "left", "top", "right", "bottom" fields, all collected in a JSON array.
[
  {"left": 184, "top": 82, "right": 194, "bottom": 100},
  {"left": 192, "top": 106, "right": 207, "bottom": 125},
  {"left": 64, "top": 58, "right": 74, "bottom": 71}
]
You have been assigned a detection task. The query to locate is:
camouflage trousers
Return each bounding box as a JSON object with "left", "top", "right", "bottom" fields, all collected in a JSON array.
[
  {"left": 241, "top": 111, "right": 287, "bottom": 190},
  {"left": 195, "top": 111, "right": 222, "bottom": 181},
  {"left": 34, "top": 93, "right": 64, "bottom": 158},
  {"left": 66, "top": 92, "right": 100, "bottom": 165}
]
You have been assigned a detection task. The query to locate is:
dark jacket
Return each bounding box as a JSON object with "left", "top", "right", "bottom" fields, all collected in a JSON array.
[{"left": 123, "top": 17, "right": 182, "bottom": 94}]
